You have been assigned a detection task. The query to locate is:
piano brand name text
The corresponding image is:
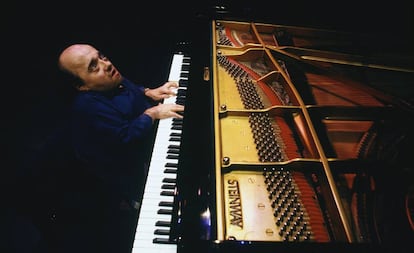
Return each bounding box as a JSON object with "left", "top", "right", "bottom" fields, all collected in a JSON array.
[{"left": 227, "top": 179, "right": 243, "bottom": 228}]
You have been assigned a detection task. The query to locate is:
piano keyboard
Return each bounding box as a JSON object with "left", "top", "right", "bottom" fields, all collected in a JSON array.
[{"left": 131, "top": 53, "right": 190, "bottom": 253}]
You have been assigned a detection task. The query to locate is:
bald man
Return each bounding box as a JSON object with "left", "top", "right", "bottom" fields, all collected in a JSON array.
[{"left": 55, "top": 43, "right": 184, "bottom": 252}]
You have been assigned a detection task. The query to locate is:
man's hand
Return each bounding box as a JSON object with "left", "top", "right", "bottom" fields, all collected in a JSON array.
[
  {"left": 144, "top": 103, "right": 184, "bottom": 121},
  {"left": 145, "top": 81, "right": 179, "bottom": 101}
]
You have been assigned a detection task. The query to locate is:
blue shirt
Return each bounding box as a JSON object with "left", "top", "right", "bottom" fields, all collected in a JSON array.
[{"left": 70, "top": 77, "right": 154, "bottom": 202}]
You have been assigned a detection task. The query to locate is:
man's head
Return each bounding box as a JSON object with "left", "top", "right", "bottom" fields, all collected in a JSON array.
[{"left": 58, "top": 44, "right": 123, "bottom": 91}]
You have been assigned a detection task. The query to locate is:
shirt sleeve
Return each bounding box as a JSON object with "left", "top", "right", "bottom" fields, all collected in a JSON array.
[{"left": 73, "top": 94, "right": 153, "bottom": 146}]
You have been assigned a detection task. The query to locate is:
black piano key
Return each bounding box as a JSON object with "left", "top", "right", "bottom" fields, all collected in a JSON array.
[
  {"left": 163, "top": 177, "right": 176, "bottom": 183},
  {"left": 177, "top": 89, "right": 186, "bottom": 96},
  {"left": 167, "top": 149, "right": 180, "bottom": 154},
  {"left": 154, "top": 229, "right": 170, "bottom": 235},
  {"left": 181, "top": 64, "right": 190, "bottom": 71},
  {"left": 172, "top": 122, "right": 182, "bottom": 127},
  {"left": 172, "top": 119, "right": 183, "bottom": 123},
  {"left": 180, "top": 72, "right": 189, "bottom": 78},
  {"left": 158, "top": 208, "right": 173, "bottom": 215},
  {"left": 179, "top": 81, "right": 187, "bottom": 87},
  {"left": 176, "top": 98, "right": 186, "bottom": 103},
  {"left": 169, "top": 136, "right": 181, "bottom": 142},
  {"left": 161, "top": 184, "right": 175, "bottom": 190},
  {"left": 153, "top": 238, "right": 175, "bottom": 244},
  {"left": 170, "top": 132, "right": 181, "bottom": 137},
  {"left": 161, "top": 191, "right": 175, "bottom": 196},
  {"left": 177, "top": 97, "right": 186, "bottom": 103},
  {"left": 171, "top": 125, "right": 182, "bottom": 130},
  {"left": 166, "top": 154, "right": 179, "bottom": 159},
  {"left": 168, "top": 144, "right": 181, "bottom": 149},
  {"left": 164, "top": 168, "right": 177, "bottom": 173},
  {"left": 159, "top": 201, "right": 173, "bottom": 207},
  {"left": 165, "top": 162, "right": 178, "bottom": 168},
  {"left": 155, "top": 220, "right": 171, "bottom": 227}
]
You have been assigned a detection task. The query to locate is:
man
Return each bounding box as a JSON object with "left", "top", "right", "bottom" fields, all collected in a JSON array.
[{"left": 55, "top": 43, "right": 184, "bottom": 252}]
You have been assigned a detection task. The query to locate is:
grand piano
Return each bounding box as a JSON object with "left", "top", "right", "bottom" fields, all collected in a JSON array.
[{"left": 131, "top": 12, "right": 414, "bottom": 253}]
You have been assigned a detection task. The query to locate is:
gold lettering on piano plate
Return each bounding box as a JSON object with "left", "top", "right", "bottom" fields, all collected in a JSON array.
[
  {"left": 224, "top": 171, "right": 283, "bottom": 241},
  {"left": 227, "top": 179, "right": 243, "bottom": 229}
]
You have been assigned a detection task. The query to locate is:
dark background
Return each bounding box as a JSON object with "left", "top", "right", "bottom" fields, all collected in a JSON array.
[
  {"left": 1, "top": 0, "right": 413, "bottom": 252},
  {"left": 3, "top": 0, "right": 413, "bottom": 160}
]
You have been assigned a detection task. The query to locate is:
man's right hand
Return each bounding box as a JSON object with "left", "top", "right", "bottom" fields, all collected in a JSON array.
[{"left": 144, "top": 103, "right": 184, "bottom": 121}]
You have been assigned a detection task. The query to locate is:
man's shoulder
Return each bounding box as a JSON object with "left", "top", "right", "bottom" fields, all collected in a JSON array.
[
  {"left": 122, "top": 77, "right": 143, "bottom": 91},
  {"left": 71, "top": 92, "right": 101, "bottom": 111},
  {"left": 73, "top": 91, "right": 96, "bottom": 102}
]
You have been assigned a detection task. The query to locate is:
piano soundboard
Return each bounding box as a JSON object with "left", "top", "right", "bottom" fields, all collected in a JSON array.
[
  {"left": 131, "top": 53, "right": 190, "bottom": 253},
  {"left": 131, "top": 18, "right": 414, "bottom": 253}
]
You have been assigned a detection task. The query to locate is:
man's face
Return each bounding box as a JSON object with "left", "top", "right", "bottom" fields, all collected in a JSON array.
[{"left": 60, "top": 44, "right": 123, "bottom": 91}]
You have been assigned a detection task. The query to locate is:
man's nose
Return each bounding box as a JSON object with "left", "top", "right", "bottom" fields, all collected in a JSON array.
[{"left": 101, "top": 60, "right": 113, "bottom": 71}]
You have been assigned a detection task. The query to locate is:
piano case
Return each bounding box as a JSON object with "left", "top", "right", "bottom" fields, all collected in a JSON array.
[{"left": 172, "top": 19, "right": 414, "bottom": 253}]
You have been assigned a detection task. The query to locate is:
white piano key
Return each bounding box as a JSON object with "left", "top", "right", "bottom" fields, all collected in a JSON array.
[
  {"left": 132, "top": 53, "right": 190, "bottom": 253},
  {"left": 168, "top": 54, "right": 184, "bottom": 82}
]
